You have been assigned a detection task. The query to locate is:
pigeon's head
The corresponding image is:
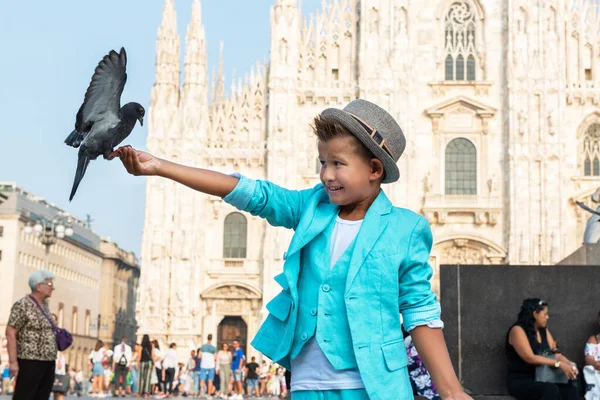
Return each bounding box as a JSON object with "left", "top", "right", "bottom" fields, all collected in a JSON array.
[{"left": 123, "top": 102, "right": 145, "bottom": 127}]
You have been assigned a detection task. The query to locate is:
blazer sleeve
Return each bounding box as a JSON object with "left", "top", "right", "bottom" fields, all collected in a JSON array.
[
  {"left": 222, "top": 173, "right": 318, "bottom": 230},
  {"left": 398, "top": 215, "right": 441, "bottom": 332}
]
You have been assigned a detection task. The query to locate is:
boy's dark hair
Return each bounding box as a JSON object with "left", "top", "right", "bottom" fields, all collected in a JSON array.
[
  {"left": 207, "top": 333, "right": 213, "bottom": 340},
  {"left": 312, "top": 115, "right": 375, "bottom": 161}
]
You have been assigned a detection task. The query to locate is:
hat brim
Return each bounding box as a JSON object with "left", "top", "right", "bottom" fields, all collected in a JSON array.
[{"left": 320, "top": 108, "right": 400, "bottom": 183}]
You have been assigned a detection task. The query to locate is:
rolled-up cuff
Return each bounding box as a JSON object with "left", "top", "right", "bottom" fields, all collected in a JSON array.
[
  {"left": 222, "top": 173, "right": 256, "bottom": 211},
  {"left": 420, "top": 319, "right": 444, "bottom": 330},
  {"left": 402, "top": 302, "right": 442, "bottom": 332}
]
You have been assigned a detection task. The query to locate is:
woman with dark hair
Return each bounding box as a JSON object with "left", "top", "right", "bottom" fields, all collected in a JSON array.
[
  {"left": 89, "top": 340, "right": 107, "bottom": 397},
  {"left": 583, "top": 310, "right": 600, "bottom": 400},
  {"left": 506, "top": 298, "right": 579, "bottom": 400},
  {"left": 136, "top": 335, "right": 154, "bottom": 398}
]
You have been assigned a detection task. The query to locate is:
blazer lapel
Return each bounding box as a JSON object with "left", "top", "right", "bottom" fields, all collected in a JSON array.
[
  {"left": 345, "top": 190, "right": 392, "bottom": 293},
  {"left": 284, "top": 201, "right": 338, "bottom": 290}
]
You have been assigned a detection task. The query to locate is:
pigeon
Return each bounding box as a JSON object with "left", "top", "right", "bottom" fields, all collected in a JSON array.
[{"left": 65, "top": 47, "right": 144, "bottom": 201}]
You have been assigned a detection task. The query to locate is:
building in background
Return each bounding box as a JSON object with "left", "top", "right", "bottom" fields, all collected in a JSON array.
[
  {"left": 99, "top": 238, "right": 140, "bottom": 348},
  {"left": 139, "top": 0, "right": 600, "bottom": 358},
  {"left": 0, "top": 182, "right": 139, "bottom": 371}
]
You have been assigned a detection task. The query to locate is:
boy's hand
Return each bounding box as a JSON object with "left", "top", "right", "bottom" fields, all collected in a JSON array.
[{"left": 110, "top": 146, "right": 161, "bottom": 176}]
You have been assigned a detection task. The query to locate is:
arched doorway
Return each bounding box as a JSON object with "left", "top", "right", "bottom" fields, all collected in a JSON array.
[
  {"left": 218, "top": 316, "right": 248, "bottom": 356},
  {"left": 200, "top": 283, "right": 262, "bottom": 359},
  {"left": 430, "top": 236, "right": 506, "bottom": 296}
]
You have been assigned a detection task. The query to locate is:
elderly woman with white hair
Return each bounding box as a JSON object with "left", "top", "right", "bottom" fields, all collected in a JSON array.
[{"left": 5, "top": 269, "right": 57, "bottom": 400}]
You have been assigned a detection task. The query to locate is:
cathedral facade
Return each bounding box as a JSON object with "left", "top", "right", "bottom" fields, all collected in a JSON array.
[{"left": 138, "top": 0, "right": 600, "bottom": 357}]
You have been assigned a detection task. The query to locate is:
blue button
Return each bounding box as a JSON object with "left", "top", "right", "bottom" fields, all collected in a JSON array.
[
  {"left": 322, "top": 284, "right": 331, "bottom": 292},
  {"left": 310, "top": 308, "right": 317, "bottom": 316},
  {"left": 301, "top": 332, "right": 308, "bottom": 341}
]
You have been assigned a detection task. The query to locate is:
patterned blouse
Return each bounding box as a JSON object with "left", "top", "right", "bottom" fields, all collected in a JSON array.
[{"left": 7, "top": 297, "right": 57, "bottom": 361}]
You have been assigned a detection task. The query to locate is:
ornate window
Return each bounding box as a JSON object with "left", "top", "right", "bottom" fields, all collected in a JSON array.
[
  {"left": 445, "top": 138, "right": 477, "bottom": 194},
  {"left": 444, "top": 1, "right": 477, "bottom": 81},
  {"left": 584, "top": 123, "right": 600, "bottom": 176},
  {"left": 223, "top": 212, "right": 247, "bottom": 258}
]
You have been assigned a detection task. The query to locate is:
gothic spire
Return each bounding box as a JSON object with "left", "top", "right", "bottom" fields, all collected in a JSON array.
[
  {"left": 181, "top": 0, "right": 208, "bottom": 140},
  {"left": 154, "top": 0, "right": 180, "bottom": 87},
  {"left": 214, "top": 42, "right": 226, "bottom": 104},
  {"left": 148, "top": 0, "right": 181, "bottom": 147},
  {"left": 183, "top": 0, "right": 207, "bottom": 102}
]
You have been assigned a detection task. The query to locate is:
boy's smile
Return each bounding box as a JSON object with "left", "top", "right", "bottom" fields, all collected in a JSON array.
[{"left": 318, "top": 135, "right": 384, "bottom": 218}]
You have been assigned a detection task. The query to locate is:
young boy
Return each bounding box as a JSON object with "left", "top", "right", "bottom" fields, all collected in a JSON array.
[{"left": 113, "top": 99, "right": 471, "bottom": 400}]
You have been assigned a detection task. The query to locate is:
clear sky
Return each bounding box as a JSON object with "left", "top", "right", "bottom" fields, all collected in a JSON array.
[{"left": 0, "top": 0, "right": 320, "bottom": 256}]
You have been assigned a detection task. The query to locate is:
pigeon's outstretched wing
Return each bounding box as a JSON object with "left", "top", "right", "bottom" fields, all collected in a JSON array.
[{"left": 75, "top": 48, "right": 128, "bottom": 134}]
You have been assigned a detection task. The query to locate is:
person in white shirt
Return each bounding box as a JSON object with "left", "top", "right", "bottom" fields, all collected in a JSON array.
[
  {"left": 162, "top": 343, "right": 178, "bottom": 396},
  {"left": 52, "top": 351, "right": 66, "bottom": 400},
  {"left": 184, "top": 350, "right": 196, "bottom": 396},
  {"left": 89, "top": 341, "right": 107, "bottom": 397},
  {"left": 75, "top": 369, "right": 84, "bottom": 396},
  {"left": 112, "top": 337, "right": 133, "bottom": 398},
  {"left": 151, "top": 340, "right": 164, "bottom": 395}
]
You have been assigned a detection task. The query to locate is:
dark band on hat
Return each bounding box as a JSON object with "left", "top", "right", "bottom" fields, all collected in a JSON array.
[{"left": 347, "top": 112, "right": 395, "bottom": 159}]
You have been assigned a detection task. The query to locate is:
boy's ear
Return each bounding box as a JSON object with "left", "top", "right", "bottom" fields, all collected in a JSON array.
[{"left": 370, "top": 158, "right": 385, "bottom": 181}]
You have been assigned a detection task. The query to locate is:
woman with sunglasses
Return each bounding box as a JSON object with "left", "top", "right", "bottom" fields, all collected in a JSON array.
[
  {"left": 5, "top": 270, "right": 58, "bottom": 400},
  {"left": 506, "top": 298, "right": 579, "bottom": 400}
]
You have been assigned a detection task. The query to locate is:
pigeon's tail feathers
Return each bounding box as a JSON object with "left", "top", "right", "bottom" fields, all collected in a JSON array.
[
  {"left": 69, "top": 155, "right": 90, "bottom": 202},
  {"left": 65, "top": 130, "right": 84, "bottom": 148}
]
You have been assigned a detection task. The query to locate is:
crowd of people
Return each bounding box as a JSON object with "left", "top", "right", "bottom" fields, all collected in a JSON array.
[
  {"left": 70, "top": 334, "right": 290, "bottom": 399},
  {"left": 1, "top": 270, "right": 294, "bottom": 400}
]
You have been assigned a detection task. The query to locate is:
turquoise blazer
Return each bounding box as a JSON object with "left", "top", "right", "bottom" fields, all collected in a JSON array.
[{"left": 223, "top": 175, "right": 441, "bottom": 400}]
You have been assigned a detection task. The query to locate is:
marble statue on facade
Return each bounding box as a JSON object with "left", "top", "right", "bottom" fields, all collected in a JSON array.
[{"left": 576, "top": 188, "right": 600, "bottom": 244}]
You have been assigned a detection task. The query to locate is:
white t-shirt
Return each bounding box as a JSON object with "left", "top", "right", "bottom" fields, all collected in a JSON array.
[
  {"left": 200, "top": 344, "right": 217, "bottom": 369},
  {"left": 154, "top": 348, "right": 163, "bottom": 369},
  {"left": 55, "top": 352, "right": 66, "bottom": 375},
  {"left": 328, "top": 217, "right": 363, "bottom": 270},
  {"left": 89, "top": 348, "right": 105, "bottom": 363},
  {"left": 113, "top": 343, "right": 133, "bottom": 367},
  {"left": 162, "top": 348, "right": 178, "bottom": 369},
  {"left": 291, "top": 216, "right": 365, "bottom": 391}
]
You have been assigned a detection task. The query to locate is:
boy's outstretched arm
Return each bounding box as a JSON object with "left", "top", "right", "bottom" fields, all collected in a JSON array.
[
  {"left": 113, "top": 146, "right": 238, "bottom": 198},
  {"left": 113, "top": 145, "right": 316, "bottom": 230},
  {"left": 410, "top": 326, "right": 471, "bottom": 400}
]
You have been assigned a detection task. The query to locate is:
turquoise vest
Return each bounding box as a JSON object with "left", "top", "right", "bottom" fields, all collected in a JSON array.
[{"left": 290, "top": 218, "right": 358, "bottom": 370}]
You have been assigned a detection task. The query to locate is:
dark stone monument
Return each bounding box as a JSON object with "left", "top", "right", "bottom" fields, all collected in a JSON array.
[
  {"left": 558, "top": 243, "right": 600, "bottom": 265},
  {"left": 440, "top": 264, "right": 600, "bottom": 397}
]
